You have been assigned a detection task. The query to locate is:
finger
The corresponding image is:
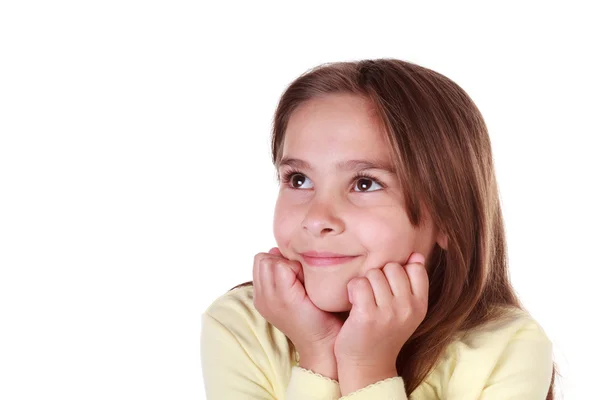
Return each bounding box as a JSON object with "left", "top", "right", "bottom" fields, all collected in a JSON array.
[
  {"left": 269, "top": 247, "right": 282, "bottom": 256},
  {"left": 406, "top": 252, "right": 425, "bottom": 266},
  {"left": 286, "top": 259, "right": 305, "bottom": 284},
  {"left": 267, "top": 247, "right": 304, "bottom": 283},
  {"left": 273, "top": 262, "right": 307, "bottom": 304},
  {"left": 348, "top": 277, "right": 376, "bottom": 311},
  {"left": 273, "top": 261, "right": 294, "bottom": 289},
  {"left": 259, "top": 258, "right": 275, "bottom": 295},
  {"left": 404, "top": 261, "right": 429, "bottom": 301},
  {"left": 365, "top": 268, "right": 393, "bottom": 306},
  {"left": 383, "top": 262, "right": 411, "bottom": 297},
  {"left": 253, "top": 253, "right": 263, "bottom": 293}
]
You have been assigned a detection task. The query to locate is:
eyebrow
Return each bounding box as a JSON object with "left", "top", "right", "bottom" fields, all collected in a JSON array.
[{"left": 278, "top": 157, "right": 397, "bottom": 174}]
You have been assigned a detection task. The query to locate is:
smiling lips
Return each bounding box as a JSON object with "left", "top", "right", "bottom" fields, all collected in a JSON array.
[{"left": 300, "top": 251, "right": 359, "bottom": 267}]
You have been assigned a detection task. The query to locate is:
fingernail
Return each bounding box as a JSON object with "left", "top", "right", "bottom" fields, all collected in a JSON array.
[{"left": 409, "top": 252, "right": 425, "bottom": 265}]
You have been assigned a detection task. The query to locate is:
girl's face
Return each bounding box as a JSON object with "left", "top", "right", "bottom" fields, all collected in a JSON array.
[{"left": 273, "top": 93, "right": 447, "bottom": 312}]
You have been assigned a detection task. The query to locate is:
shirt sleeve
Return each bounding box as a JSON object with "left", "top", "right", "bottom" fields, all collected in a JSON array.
[
  {"left": 339, "top": 377, "right": 408, "bottom": 399},
  {"left": 336, "top": 316, "right": 553, "bottom": 400},
  {"left": 201, "top": 312, "right": 277, "bottom": 399},
  {"left": 285, "top": 366, "right": 341, "bottom": 400},
  {"left": 478, "top": 320, "right": 554, "bottom": 399},
  {"left": 201, "top": 310, "right": 343, "bottom": 400}
]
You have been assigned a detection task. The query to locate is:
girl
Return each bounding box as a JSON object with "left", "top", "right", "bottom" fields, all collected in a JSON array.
[{"left": 200, "top": 58, "right": 557, "bottom": 399}]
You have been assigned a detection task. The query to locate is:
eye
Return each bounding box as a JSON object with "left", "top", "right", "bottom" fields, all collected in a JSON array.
[
  {"left": 281, "top": 169, "right": 314, "bottom": 189},
  {"left": 353, "top": 175, "right": 384, "bottom": 192},
  {"left": 281, "top": 169, "right": 385, "bottom": 192}
]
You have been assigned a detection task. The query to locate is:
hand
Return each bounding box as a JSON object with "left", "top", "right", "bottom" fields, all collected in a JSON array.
[
  {"left": 252, "top": 247, "right": 344, "bottom": 378},
  {"left": 333, "top": 252, "right": 429, "bottom": 393}
]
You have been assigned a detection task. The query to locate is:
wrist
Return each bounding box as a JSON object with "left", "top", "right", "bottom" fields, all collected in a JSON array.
[{"left": 298, "top": 347, "right": 338, "bottom": 381}]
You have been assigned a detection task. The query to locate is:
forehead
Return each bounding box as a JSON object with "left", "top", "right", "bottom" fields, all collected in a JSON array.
[{"left": 282, "top": 93, "right": 391, "bottom": 161}]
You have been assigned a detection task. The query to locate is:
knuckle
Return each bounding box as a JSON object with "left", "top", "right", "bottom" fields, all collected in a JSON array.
[
  {"left": 355, "top": 308, "right": 373, "bottom": 323},
  {"left": 365, "top": 268, "right": 380, "bottom": 279},
  {"left": 263, "top": 259, "right": 277, "bottom": 270},
  {"left": 355, "top": 277, "right": 369, "bottom": 289},
  {"left": 415, "top": 299, "right": 428, "bottom": 314},
  {"left": 383, "top": 262, "right": 400, "bottom": 273},
  {"left": 406, "top": 301, "right": 424, "bottom": 319},
  {"left": 409, "top": 262, "right": 425, "bottom": 274},
  {"left": 381, "top": 312, "right": 394, "bottom": 325},
  {"left": 276, "top": 265, "right": 292, "bottom": 283},
  {"left": 273, "top": 258, "right": 286, "bottom": 268},
  {"left": 399, "top": 307, "right": 412, "bottom": 321},
  {"left": 256, "top": 261, "right": 267, "bottom": 274}
]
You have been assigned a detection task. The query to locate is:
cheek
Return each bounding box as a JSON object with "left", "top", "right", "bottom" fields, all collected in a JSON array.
[
  {"left": 355, "top": 209, "right": 416, "bottom": 256},
  {"left": 273, "top": 197, "right": 297, "bottom": 243}
]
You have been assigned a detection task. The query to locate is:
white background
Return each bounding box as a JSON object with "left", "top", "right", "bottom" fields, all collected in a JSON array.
[{"left": 1, "top": 1, "right": 598, "bottom": 399}]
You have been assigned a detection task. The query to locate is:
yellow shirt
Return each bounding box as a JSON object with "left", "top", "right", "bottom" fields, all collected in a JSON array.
[{"left": 201, "top": 285, "right": 553, "bottom": 399}]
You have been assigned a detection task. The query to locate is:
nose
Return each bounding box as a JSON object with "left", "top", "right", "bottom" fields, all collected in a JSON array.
[{"left": 302, "top": 196, "right": 345, "bottom": 237}]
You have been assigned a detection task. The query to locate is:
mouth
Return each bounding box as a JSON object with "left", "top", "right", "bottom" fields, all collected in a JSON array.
[{"left": 300, "top": 253, "right": 360, "bottom": 267}]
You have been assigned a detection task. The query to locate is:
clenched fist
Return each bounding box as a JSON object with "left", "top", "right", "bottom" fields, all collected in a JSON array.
[{"left": 252, "top": 247, "right": 344, "bottom": 379}]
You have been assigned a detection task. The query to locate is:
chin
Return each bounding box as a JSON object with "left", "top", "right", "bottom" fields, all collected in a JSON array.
[{"left": 304, "top": 281, "right": 351, "bottom": 312}]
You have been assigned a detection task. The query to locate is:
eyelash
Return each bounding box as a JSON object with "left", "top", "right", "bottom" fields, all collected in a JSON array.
[{"left": 280, "top": 168, "right": 386, "bottom": 191}]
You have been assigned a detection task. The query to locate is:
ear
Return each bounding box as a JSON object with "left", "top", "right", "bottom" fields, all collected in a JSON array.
[{"left": 436, "top": 231, "right": 448, "bottom": 250}]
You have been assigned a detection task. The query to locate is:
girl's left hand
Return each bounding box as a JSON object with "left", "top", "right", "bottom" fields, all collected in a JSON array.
[{"left": 333, "top": 252, "right": 429, "bottom": 369}]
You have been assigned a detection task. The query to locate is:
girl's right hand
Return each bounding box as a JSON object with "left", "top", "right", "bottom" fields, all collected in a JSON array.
[{"left": 252, "top": 247, "right": 344, "bottom": 365}]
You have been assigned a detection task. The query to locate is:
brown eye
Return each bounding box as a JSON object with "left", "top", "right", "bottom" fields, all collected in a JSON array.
[
  {"left": 282, "top": 171, "right": 314, "bottom": 189},
  {"left": 352, "top": 174, "right": 384, "bottom": 192},
  {"left": 356, "top": 178, "right": 374, "bottom": 192},
  {"left": 290, "top": 174, "right": 305, "bottom": 188}
]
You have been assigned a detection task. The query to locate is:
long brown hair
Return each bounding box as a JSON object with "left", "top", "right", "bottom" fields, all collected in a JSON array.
[{"left": 231, "top": 58, "right": 556, "bottom": 398}]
